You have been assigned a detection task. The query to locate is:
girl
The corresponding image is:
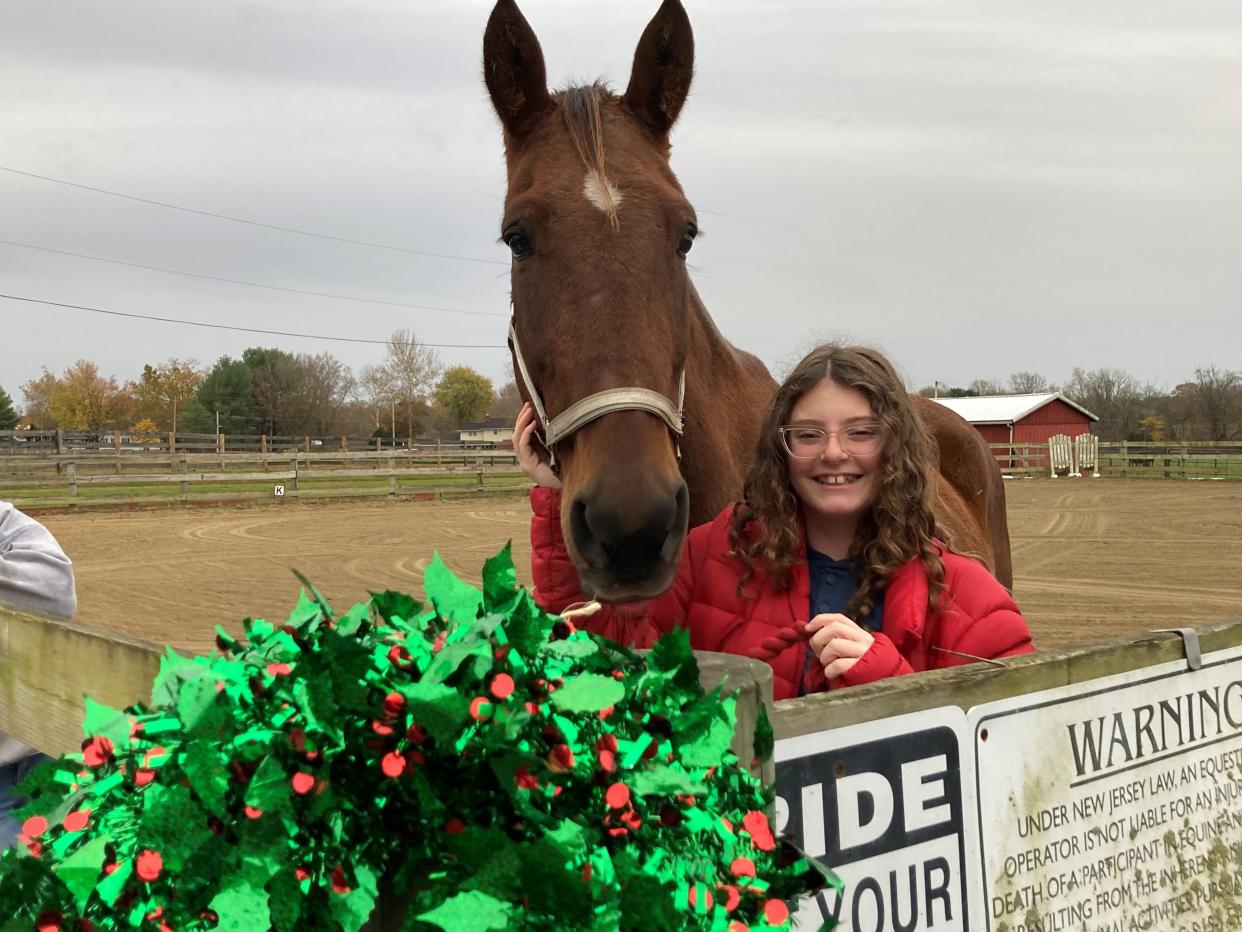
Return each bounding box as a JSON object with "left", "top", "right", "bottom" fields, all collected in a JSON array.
[{"left": 517, "top": 344, "right": 1033, "bottom": 700}]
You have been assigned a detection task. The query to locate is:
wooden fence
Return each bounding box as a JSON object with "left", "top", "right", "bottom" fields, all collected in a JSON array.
[
  {"left": 0, "top": 449, "right": 526, "bottom": 509},
  {"left": 987, "top": 441, "right": 1242, "bottom": 480},
  {"left": 6, "top": 604, "right": 1242, "bottom": 928},
  {"left": 0, "top": 429, "right": 508, "bottom": 456}
]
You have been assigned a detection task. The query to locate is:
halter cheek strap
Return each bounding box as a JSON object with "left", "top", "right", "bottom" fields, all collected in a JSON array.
[{"left": 508, "top": 316, "right": 686, "bottom": 467}]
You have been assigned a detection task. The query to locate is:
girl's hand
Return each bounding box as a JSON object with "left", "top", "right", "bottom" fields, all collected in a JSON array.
[
  {"left": 807, "top": 612, "right": 874, "bottom": 680},
  {"left": 514, "top": 402, "right": 561, "bottom": 489}
]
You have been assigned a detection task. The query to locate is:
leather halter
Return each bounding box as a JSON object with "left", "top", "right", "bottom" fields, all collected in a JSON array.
[{"left": 508, "top": 314, "right": 686, "bottom": 468}]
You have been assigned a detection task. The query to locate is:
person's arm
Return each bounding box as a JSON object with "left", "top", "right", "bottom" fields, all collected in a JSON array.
[
  {"left": 0, "top": 501, "right": 77, "bottom": 620},
  {"left": 929, "top": 557, "right": 1033, "bottom": 668}
]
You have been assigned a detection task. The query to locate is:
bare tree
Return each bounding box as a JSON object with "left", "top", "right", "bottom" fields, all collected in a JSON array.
[
  {"left": 1193, "top": 366, "right": 1242, "bottom": 440},
  {"left": 1007, "top": 371, "right": 1049, "bottom": 394},
  {"left": 357, "top": 364, "right": 397, "bottom": 434},
  {"left": 246, "top": 348, "right": 311, "bottom": 435},
  {"left": 491, "top": 379, "right": 523, "bottom": 420},
  {"left": 1062, "top": 367, "right": 1147, "bottom": 440},
  {"left": 299, "top": 352, "right": 356, "bottom": 435},
  {"left": 383, "top": 329, "right": 443, "bottom": 438},
  {"left": 968, "top": 378, "right": 1006, "bottom": 396}
]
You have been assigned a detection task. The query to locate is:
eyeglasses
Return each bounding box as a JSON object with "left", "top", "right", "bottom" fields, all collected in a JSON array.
[{"left": 778, "top": 424, "right": 885, "bottom": 458}]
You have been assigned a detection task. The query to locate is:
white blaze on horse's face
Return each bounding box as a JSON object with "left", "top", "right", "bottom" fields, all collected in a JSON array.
[{"left": 582, "top": 172, "right": 623, "bottom": 216}]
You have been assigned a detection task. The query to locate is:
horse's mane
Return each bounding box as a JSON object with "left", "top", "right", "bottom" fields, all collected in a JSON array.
[{"left": 559, "top": 81, "right": 621, "bottom": 229}]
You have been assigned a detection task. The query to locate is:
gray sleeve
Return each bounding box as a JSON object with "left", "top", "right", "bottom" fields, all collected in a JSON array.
[{"left": 0, "top": 501, "right": 77, "bottom": 619}]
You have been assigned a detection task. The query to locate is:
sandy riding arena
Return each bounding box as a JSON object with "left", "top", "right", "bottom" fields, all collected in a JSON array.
[{"left": 36, "top": 479, "right": 1242, "bottom": 655}]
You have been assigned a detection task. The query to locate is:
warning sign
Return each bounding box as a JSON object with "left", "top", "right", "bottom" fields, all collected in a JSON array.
[
  {"left": 775, "top": 708, "right": 980, "bottom": 931},
  {"left": 971, "top": 646, "right": 1242, "bottom": 932}
]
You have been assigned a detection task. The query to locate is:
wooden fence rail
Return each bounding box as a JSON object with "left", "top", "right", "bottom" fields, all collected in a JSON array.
[
  {"left": 0, "top": 450, "right": 527, "bottom": 508},
  {"left": 0, "top": 430, "right": 514, "bottom": 456}
]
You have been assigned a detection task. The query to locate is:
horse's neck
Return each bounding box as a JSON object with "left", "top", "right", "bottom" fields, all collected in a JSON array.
[{"left": 679, "top": 284, "right": 777, "bottom": 523}]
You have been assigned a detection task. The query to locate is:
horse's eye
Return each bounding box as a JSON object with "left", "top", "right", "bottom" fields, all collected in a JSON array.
[
  {"left": 505, "top": 232, "right": 532, "bottom": 260},
  {"left": 676, "top": 227, "right": 697, "bottom": 259}
]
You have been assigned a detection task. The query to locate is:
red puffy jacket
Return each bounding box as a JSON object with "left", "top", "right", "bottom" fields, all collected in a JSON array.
[{"left": 529, "top": 487, "right": 1033, "bottom": 700}]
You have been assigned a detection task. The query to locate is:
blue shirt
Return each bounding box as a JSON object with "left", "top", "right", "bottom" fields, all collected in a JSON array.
[{"left": 800, "top": 548, "right": 884, "bottom": 695}]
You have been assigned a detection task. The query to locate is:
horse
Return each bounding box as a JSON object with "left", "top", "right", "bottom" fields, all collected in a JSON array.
[{"left": 483, "top": 0, "right": 1013, "bottom": 603}]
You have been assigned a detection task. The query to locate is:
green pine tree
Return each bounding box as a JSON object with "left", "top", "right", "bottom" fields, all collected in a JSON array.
[{"left": 0, "top": 384, "right": 19, "bottom": 430}]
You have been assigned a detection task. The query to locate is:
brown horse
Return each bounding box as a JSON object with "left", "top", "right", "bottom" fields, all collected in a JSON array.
[{"left": 483, "top": 0, "right": 1012, "bottom": 602}]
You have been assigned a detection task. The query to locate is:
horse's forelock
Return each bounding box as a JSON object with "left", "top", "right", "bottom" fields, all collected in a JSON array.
[{"left": 559, "top": 81, "right": 620, "bottom": 229}]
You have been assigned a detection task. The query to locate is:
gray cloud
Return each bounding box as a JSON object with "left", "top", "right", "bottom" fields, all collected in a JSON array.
[{"left": 2, "top": 0, "right": 1239, "bottom": 401}]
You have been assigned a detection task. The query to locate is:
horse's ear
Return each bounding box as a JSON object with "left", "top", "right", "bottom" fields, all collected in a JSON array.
[
  {"left": 623, "top": 0, "right": 694, "bottom": 141},
  {"left": 483, "top": 0, "right": 552, "bottom": 142}
]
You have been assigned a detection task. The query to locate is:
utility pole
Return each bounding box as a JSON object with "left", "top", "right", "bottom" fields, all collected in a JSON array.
[
  {"left": 390, "top": 401, "right": 396, "bottom": 442},
  {"left": 934, "top": 381, "right": 940, "bottom": 399},
  {"left": 215, "top": 408, "right": 220, "bottom": 434}
]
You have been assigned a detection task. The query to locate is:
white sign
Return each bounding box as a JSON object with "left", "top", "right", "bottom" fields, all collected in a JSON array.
[
  {"left": 273, "top": 485, "right": 285, "bottom": 497},
  {"left": 970, "top": 646, "right": 1242, "bottom": 932},
  {"left": 775, "top": 707, "right": 981, "bottom": 931}
]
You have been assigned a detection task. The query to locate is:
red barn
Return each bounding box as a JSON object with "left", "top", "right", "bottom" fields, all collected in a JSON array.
[{"left": 932, "top": 393, "right": 1097, "bottom": 466}]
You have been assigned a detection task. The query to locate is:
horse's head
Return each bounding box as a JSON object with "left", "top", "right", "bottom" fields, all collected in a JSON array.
[{"left": 484, "top": 0, "right": 698, "bottom": 602}]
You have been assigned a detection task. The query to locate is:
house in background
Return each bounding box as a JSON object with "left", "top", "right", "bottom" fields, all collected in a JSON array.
[
  {"left": 458, "top": 417, "right": 514, "bottom": 448},
  {"left": 932, "top": 393, "right": 1098, "bottom": 467}
]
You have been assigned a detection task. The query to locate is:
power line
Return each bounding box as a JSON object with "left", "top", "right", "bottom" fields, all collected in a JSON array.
[
  {"left": 0, "top": 164, "right": 509, "bottom": 267},
  {"left": 0, "top": 293, "right": 507, "bottom": 349},
  {"left": 0, "top": 238, "right": 505, "bottom": 318}
]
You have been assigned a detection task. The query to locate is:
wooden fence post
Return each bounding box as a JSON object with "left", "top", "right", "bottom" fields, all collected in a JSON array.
[
  {"left": 291, "top": 457, "right": 299, "bottom": 492},
  {"left": 341, "top": 436, "right": 348, "bottom": 453},
  {"left": 179, "top": 455, "right": 189, "bottom": 502},
  {"left": 436, "top": 440, "right": 442, "bottom": 467},
  {"left": 304, "top": 436, "right": 311, "bottom": 454},
  {"left": 387, "top": 456, "right": 396, "bottom": 496},
  {"left": 169, "top": 430, "right": 176, "bottom": 454},
  {"left": 114, "top": 431, "right": 123, "bottom": 474},
  {"left": 66, "top": 461, "right": 77, "bottom": 498},
  {"left": 375, "top": 437, "right": 381, "bottom": 454},
  {"left": 55, "top": 429, "right": 64, "bottom": 455}
]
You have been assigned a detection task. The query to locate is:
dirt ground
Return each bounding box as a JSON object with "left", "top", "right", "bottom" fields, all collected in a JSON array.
[{"left": 36, "top": 479, "right": 1242, "bottom": 655}]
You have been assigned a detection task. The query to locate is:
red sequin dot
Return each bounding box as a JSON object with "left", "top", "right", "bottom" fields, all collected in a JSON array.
[
  {"left": 331, "top": 866, "right": 351, "bottom": 894},
  {"left": 548, "top": 744, "right": 575, "bottom": 771},
  {"left": 718, "top": 884, "right": 741, "bottom": 912},
  {"left": 135, "top": 768, "right": 156, "bottom": 787},
  {"left": 34, "top": 911, "right": 62, "bottom": 932},
  {"left": 727, "top": 923, "right": 750, "bottom": 932},
  {"left": 687, "top": 885, "right": 714, "bottom": 911},
  {"left": 383, "top": 691, "right": 405, "bottom": 718},
  {"left": 295, "top": 867, "right": 310, "bottom": 881},
  {"left": 730, "top": 857, "right": 756, "bottom": 878},
  {"left": 244, "top": 806, "right": 264, "bottom": 820},
  {"left": 490, "top": 673, "right": 515, "bottom": 700},
  {"left": 62, "top": 809, "right": 90, "bottom": 833},
  {"left": 371, "top": 720, "right": 394, "bottom": 736},
  {"left": 407, "top": 722, "right": 428, "bottom": 744},
  {"left": 443, "top": 817, "right": 466, "bottom": 834},
  {"left": 21, "top": 815, "right": 48, "bottom": 838},
  {"left": 136, "top": 849, "right": 163, "bottom": 883},
  {"left": 81, "top": 736, "right": 114, "bottom": 768},
  {"left": 743, "top": 810, "right": 776, "bottom": 851},
  {"left": 266, "top": 662, "right": 292, "bottom": 676},
  {"left": 515, "top": 765, "right": 539, "bottom": 790},
  {"left": 597, "top": 748, "right": 617, "bottom": 772},
  {"left": 598, "top": 706, "right": 615, "bottom": 720},
  {"left": 291, "top": 772, "right": 316, "bottom": 795},
  {"left": 381, "top": 751, "right": 407, "bottom": 779},
  {"left": 763, "top": 899, "right": 790, "bottom": 925},
  {"left": 469, "top": 696, "right": 493, "bottom": 721},
  {"left": 605, "top": 783, "right": 630, "bottom": 810}
]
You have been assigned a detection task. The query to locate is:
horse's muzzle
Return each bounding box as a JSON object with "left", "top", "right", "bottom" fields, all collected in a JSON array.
[{"left": 568, "top": 479, "right": 690, "bottom": 602}]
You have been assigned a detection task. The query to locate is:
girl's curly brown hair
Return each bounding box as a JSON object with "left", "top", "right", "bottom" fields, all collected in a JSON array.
[{"left": 728, "top": 344, "right": 944, "bottom": 620}]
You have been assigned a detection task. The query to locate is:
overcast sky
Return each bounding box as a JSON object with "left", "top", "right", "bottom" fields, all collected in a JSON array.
[{"left": 2, "top": 0, "right": 1239, "bottom": 404}]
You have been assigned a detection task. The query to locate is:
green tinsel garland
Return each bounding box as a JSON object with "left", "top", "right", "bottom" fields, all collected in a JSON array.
[{"left": 0, "top": 546, "right": 835, "bottom": 930}]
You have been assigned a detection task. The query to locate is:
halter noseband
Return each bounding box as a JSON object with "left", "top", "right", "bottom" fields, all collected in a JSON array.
[{"left": 508, "top": 315, "right": 686, "bottom": 468}]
